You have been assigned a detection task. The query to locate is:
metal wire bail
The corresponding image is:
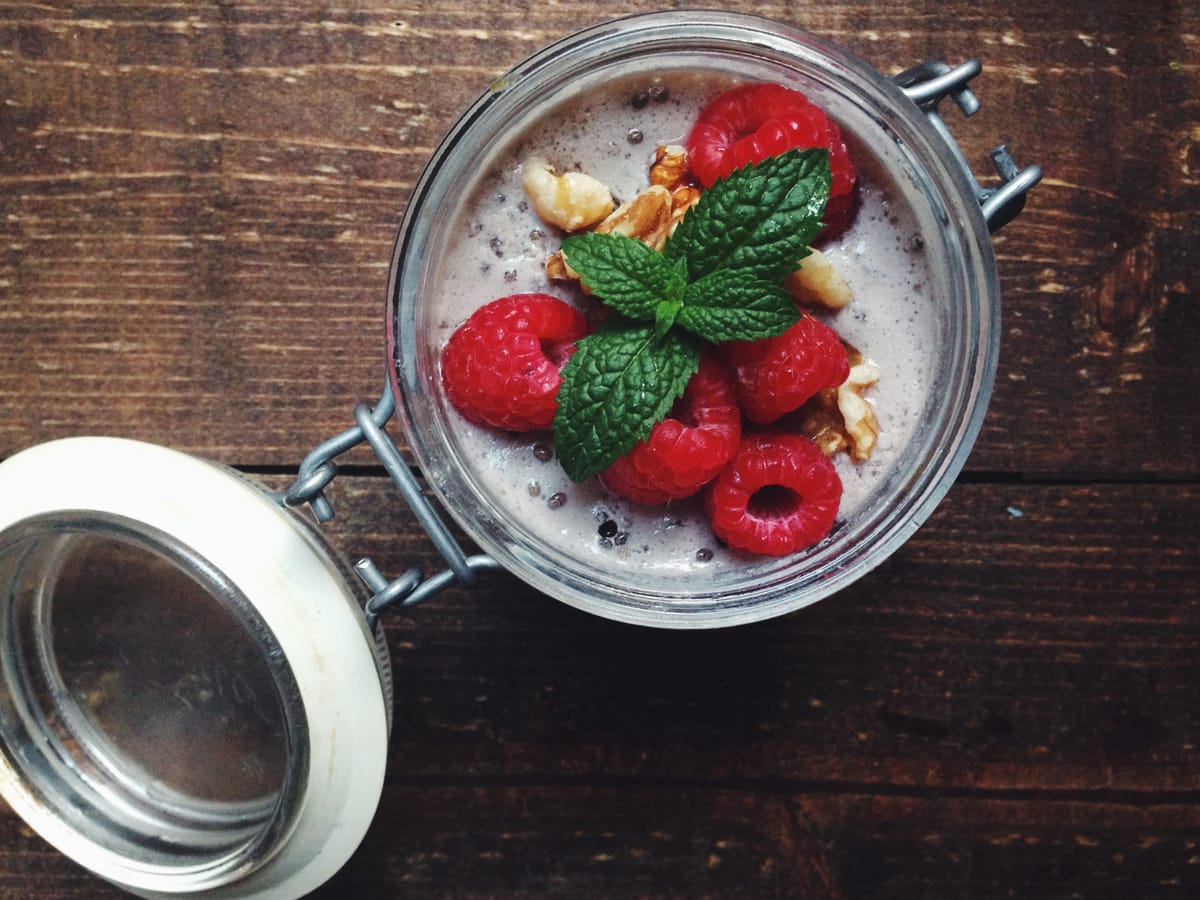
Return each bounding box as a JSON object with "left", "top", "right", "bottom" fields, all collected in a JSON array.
[
  {"left": 282, "top": 382, "right": 498, "bottom": 625},
  {"left": 893, "top": 59, "right": 1043, "bottom": 231}
]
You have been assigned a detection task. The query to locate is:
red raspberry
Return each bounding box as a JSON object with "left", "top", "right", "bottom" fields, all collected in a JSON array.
[
  {"left": 724, "top": 314, "right": 849, "bottom": 425},
  {"left": 704, "top": 430, "right": 842, "bottom": 556},
  {"left": 600, "top": 353, "right": 741, "bottom": 505},
  {"left": 685, "top": 82, "right": 857, "bottom": 231},
  {"left": 441, "top": 293, "right": 587, "bottom": 431}
]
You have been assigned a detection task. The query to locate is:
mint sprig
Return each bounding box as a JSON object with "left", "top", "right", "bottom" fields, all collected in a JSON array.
[{"left": 553, "top": 147, "right": 831, "bottom": 482}]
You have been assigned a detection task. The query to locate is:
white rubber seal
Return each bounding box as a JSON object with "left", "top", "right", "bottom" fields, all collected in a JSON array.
[{"left": 0, "top": 437, "right": 390, "bottom": 899}]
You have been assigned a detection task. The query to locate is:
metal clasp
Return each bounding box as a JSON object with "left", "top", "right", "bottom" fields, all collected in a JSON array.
[
  {"left": 281, "top": 383, "right": 499, "bottom": 627},
  {"left": 893, "top": 59, "right": 1042, "bottom": 231}
]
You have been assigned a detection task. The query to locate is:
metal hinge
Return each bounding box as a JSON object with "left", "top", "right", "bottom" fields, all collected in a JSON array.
[
  {"left": 893, "top": 59, "right": 1042, "bottom": 231},
  {"left": 281, "top": 382, "right": 498, "bottom": 628}
]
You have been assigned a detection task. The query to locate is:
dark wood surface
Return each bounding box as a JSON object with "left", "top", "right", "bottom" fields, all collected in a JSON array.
[{"left": 2, "top": 1, "right": 1198, "bottom": 897}]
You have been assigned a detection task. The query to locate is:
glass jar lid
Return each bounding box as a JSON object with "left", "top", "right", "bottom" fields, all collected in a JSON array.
[{"left": 0, "top": 437, "right": 391, "bottom": 898}]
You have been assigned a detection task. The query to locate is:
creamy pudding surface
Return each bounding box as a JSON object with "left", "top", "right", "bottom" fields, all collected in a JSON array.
[{"left": 427, "top": 71, "right": 937, "bottom": 579}]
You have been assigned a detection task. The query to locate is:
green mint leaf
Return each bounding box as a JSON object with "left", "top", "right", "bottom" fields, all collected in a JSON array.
[
  {"left": 654, "top": 299, "right": 683, "bottom": 340},
  {"left": 553, "top": 318, "right": 701, "bottom": 482},
  {"left": 665, "top": 256, "right": 688, "bottom": 304},
  {"left": 677, "top": 270, "right": 800, "bottom": 342},
  {"left": 560, "top": 232, "right": 678, "bottom": 322},
  {"left": 662, "top": 147, "right": 831, "bottom": 284}
]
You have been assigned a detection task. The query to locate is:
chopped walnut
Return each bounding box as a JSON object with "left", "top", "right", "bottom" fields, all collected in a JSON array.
[
  {"left": 544, "top": 185, "right": 671, "bottom": 284},
  {"left": 595, "top": 184, "right": 673, "bottom": 248},
  {"left": 798, "top": 343, "right": 881, "bottom": 462},
  {"left": 649, "top": 146, "right": 701, "bottom": 240},
  {"left": 784, "top": 247, "right": 853, "bottom": 310},
  {"left": 799, "top": 391, "right": 849, "bottom": 458},
  {"left": 545, "top": 251, "right": 577, "bottom": 282},
  {"left": 836, "top": 360, "right": 882, "bottom": 461},
  {"left": 667, "top": 185, "right": 701, "bottom": 239},
  {"left": 521, "top": 158, "right": 614, "bottom": 232},
  {"left": 649, "top": 144, "right": 691, "bottom": 190}
]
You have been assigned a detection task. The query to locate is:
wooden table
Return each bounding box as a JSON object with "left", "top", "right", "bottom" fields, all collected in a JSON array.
[{"left": 2, "top": 1, "right": 1197, "bottom": 896}]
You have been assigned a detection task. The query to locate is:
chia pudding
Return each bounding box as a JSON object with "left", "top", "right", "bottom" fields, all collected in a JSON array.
[{"left": 426, "top": 71, "right": 936, "bottom": 578}]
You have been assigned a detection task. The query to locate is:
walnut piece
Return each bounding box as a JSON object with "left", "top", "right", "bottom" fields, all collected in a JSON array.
[
  {"left": 784, "top": 247, "right": 853, "bottom": 310},
  {"left": 521, "top": 158, "right": 614, "bottom": 232},
  {"left": 667, "top": 185, "right": 701, "bottom": 239},
  {"left": 798, "top": 344, "right": 881, "bottom": 462},
  {"left": 649, "top": 144, "right": 691, "bottom": 190},
  {"left": 544, "top": 187, "right": 674, "bottom": 286},
  {"left": 836, "top": 360, "right": 882, "bottom": 461},
  {"left": 545, "top": 251, "right": 577, "bottom": 282},
  {"left": 648, "top": 145, "right": 701, "bottom": 241},
  {"left": 595, "top": 184, "right": 673, "bottom": 249}
]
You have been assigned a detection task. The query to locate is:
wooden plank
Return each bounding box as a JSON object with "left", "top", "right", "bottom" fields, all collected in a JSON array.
[
  {"left": 301, "top": 790, "right": 1200, "bottom": 898},
  {"left": 5, "top": 786, "right": 1200, "bottom": 897}
]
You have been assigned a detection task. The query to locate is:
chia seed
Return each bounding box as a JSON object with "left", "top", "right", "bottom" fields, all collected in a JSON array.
[
  {"left": 547, "top": 492, "right": 567, "bottom": 510},
  {"left": 597, "top": 517, "right": 628, "bottom": 549},
  {"left": 627, "top": 128, "right": 643, "bottom": 145}
]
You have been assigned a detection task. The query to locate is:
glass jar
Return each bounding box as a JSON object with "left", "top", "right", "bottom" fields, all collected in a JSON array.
[{"left": 387, "top": 10, "right": 1036, "bottom": 628}]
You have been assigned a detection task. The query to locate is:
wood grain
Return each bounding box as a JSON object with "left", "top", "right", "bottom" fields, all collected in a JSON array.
[
  {"left": 3, "top": 1, "right": 1198, "bottom": 474},
  {"left": 1, "top": 478, "right": 1197, "bottom": 896},
  {"left": 1, "top": 0, "right": 1198, "bottom": 897}
]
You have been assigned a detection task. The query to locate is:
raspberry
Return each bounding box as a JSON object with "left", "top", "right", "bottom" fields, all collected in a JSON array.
[
  {"left": 599, "top": 353, "right": 741, "bottom": 505},
  {"left": 441, "top": 293, "right": 588, "bottom": 431},
  {"left": 724, "top": 313, "right": 849, "bottom": 425},
  {"left": 685, "top": 82, "right": 857, "bottom": 232},
  {"left": 704, "top": 430, "right": 842, "bottom": 556}
]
